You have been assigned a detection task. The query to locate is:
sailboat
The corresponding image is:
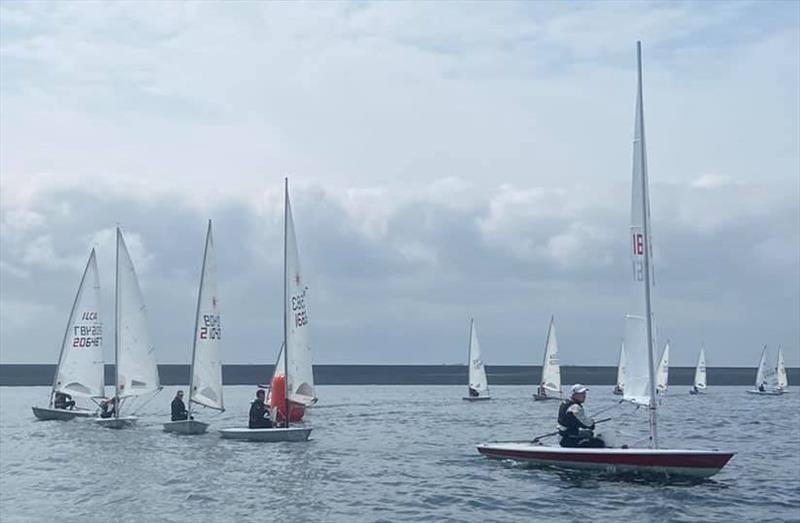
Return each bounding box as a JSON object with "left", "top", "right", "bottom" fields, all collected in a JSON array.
[
  {"left": 164, "top": 220, "right": 224, "bottom": 434},
  {"left": 533, "top": 316, "right": 561, "bottom": 401},
  {"left": 689, "top": 346, "right": 707, "bottom": 395},
  {"left": 477, "top": 42, "right": 734, "bottom": 478},
  {"left": 220, "top": 179, "right": 313, "bottom": 442},
  {"left": 655, "top": 341, "right": 669, "bottom": 395},
  {"left": 612, "top": 341, "right": 625, "bottom": 395},
  {"left": 32, "top": 249, "right": 105, "bottom": 420},
  {"left": 463, "top": 318, "right": 491, "bottom": 401},
  {"left": 747, "top": 345, "right": 784, "bottom": 395},
  {"left": 95, "top": 227, "right": 162, "bottom": 428},
  {"left": 776, "top": 347, "right": 789, "bottom": 392}
]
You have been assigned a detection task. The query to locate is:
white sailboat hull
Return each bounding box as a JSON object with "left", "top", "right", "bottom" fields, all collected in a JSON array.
[
  {"left": 477, "top": 443, "right": 734, "bottom": 479},
  {"left": 163, "top": 419, "right": 210, "bottom": 434},
  {"left": 219, "top": 427, "right": 311, "bottom": 442},
  {"left": 533, "top": 393, "right": 561, "bottom": 401},
  {"left": 746, "top": 389, "right": 785, "bottom": 396},
  {"left": 32, "top": 406, "right": 96, "bottom": 421},
  {"left": 94, "top": 416, "right": 138, "bottom": 429},
  {"left": 462, "top": 396, "right": 492, "bottom": 402}
]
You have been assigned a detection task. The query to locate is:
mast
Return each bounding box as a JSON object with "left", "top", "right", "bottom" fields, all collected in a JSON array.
[
  {"left": 466, "top": 318, "right": 474, "bottom": 393},
  {"left": 283, "top": 178, "right": 290, "bottom": 428},
  {"left": 114, "top": 227, "right": 121, "bottom": 419},
  {"left": 50, "top": 249, "right": 95, "bottom": 407},
  {"left": 187, "top": 220, "right": 212, "bottom": 416},
  {"left": 636, "top": 41, "right": 658, "bottom": 448}
]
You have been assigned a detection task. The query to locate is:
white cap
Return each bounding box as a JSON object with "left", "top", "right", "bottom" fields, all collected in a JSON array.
[{"left": 571, "top": 384, "right": 589, "bottom": 395}]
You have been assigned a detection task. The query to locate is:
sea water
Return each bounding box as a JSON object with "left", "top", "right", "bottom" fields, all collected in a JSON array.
[{"left": 1, "top": 385, "right": 798, "bottom": 522}]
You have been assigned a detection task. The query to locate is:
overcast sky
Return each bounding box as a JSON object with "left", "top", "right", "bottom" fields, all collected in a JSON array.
[{"left": 1, "top": 1, "right": 798, "bottom": 367}]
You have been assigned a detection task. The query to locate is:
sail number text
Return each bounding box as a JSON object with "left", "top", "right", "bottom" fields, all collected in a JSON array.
[
  {"left": 72, "top": 323, "right": 102, "bottom": 348},
  {"left": 291, "top": 287, "right": 309, "bottom": 328},
  {"left": 199, "top": 314, "right": 221, "bottom": 340}
]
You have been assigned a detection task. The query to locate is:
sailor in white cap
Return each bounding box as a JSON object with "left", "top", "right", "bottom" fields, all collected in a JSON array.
[{"left": 556, "top": 384, "right": 605, "bottom": 448}]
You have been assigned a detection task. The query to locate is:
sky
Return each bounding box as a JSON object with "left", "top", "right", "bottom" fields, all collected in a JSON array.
[{"left": 1, "top": 1, "right": 798, "bottom": 367}]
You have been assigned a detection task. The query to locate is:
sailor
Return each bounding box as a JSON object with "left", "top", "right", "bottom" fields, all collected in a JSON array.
[
  {"left": 537, "top": 383, "right": 548, "bottom": 398},
  {"left": 99, "top": 397, "right": 117, "bottom": 419},
  {"left": 468, "top": 387, "right": 480, "bottom": 397},
  {"left": 758, "top": 382, "right": 766, "bottom": 392},
  {"left": 557, "top": 384, "right": 604, "bottom": 448},
  {"left": 171, "top": 390, "right": 190, "bottom": 421},
  {"left": 248, "top": 389, "right": 273, "bottom": 429},
  {"left": 691, "top": 385, "right": 699, "bottom": 394},
  {"left": 53, "top": 392, "right": 75, "bottom": 410}
]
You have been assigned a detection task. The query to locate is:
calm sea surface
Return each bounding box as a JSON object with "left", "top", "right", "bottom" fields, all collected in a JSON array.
[{"left": 1, "top": 385, "right": 799, "bottom": 522}]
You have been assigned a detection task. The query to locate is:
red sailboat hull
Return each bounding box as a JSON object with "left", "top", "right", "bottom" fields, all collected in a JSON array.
[{"left": 477, "top": 443, "right": 734, "bottom": 479}]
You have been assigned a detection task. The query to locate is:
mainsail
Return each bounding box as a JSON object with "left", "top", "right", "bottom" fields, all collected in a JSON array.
[
  {"left": 754, "top": 345, "right": 769, "bottom": 388},
  {"left": 467, "top": 319, "right": 489, "bottom": 397},
  {"left": 776, "top": 347, "right": 788, "bottom": 389},
  {"left": 284, "top": 183, "right": 316, "bottom": 407},
  {"left": 189, "top": 221, "right": 224, "bottom": 412},
  {"left": 115, "top": 228, "right": 161, "bottom": 400},
  {"left": 53, "top": 249, "right": 105, "bottom": 400},
  {"left": 540, "top": 316, "right": 561, "bottom": 394},
  {"left": 694, "top": 347, "right": 707, "bottom": 389},
  {"left": 656, "top": 342, "right": 669, "bottom": 393},
  {"left": 615, "top": 340, "right": 626, "bottom": 391}
]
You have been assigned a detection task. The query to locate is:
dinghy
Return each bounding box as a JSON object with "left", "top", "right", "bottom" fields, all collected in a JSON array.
[
  {"left": 656, "top": 341, "right": 669, "bottom": 395},
  {"left": 533, "top": 316, "right": 562, "bottom": 401},
  {"left": 478, "top": 42, "right": 735, "bottom": 479},
  {"left": 96, "top": 228, "right": 162, "bottom": 428},
  {"left": 33, "top": 250, "right": 105, "bottom": 421},
  {"left": 164, "top": 221, "right": 224, "bottom": 435},
  {"left": 220, "top": 179, "right": 313, "bottom": 442},
  {"left": 689, "top": 346, "right": 707, "bottom": 395},
  {"left": 747, "top": 346, "right": 785, "bottom": 395},
  {"left": 612, "top": 341, "right": 625, "bottom": 396},
  {"left": 463, "top": 319, "right": 491, "bottom": 401}
]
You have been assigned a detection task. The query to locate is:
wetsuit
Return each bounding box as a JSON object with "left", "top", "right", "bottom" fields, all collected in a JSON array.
[
  {"left": 100, "top": 400, "right": 116, "bottom": 419},
  {"left": 54, "top": 393, "right": 75, "bottom": 410},
  {"left": 171, "top": 397, "right": 189, "bottom": 421},
  {"left": 249, "top": 399, "right": 273, "bottom": 429},
  {"left": 557, "top": 399, "right": 604, "bottom": 448}
]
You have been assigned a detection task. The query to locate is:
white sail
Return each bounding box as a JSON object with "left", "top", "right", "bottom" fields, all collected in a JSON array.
[
  {"left": 189, "top": 221, "right": 224, "bottom": 411},
  {"left": 694, "top": 347, "right": 707, "bottom": 389},
  {"left": 467, "top": 319, "right": 489, "bottom": 397},
  {"left": 754, "top": 345, "right": 768, "bottom": 387},
  {"left": 623, "top": 42, "right": 657, "bottom": 418},
  {"left": 616, "top": 340, "right": 626, "bottom": 390},
  {"left": 284, "top": 186, "right": 315, "bottom": 407},
  {"left": 53, "top": 249, "right": 105, "bottom": 399},
  {"left": 776, "top": 347, "right": 788, "bottom": 389},
  {"left": 115, "top": 228, "right": 161, "bottom": 399},
  {"left": 540, "top": 316, "right": 561, "bottom": 393},
  {"left": 656, "top": 342, "right": 669, "bottom": 393}
]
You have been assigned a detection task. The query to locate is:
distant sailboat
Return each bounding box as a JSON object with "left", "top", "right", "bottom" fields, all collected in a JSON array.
[
  {"left": 32, "top": 250, "right": 105, "bottom": 420},
  {"left": 776, "top": 347, "right": 789, "bottom": 392},
  {"left": 96, "top": 228, "right": 162, "bottom": 428},
  {"left": 656, "top": 341, "right": 669, "bottom": 395},
  {"left": 164, "top": 220, "right": 224, "bottom": 434},
  {"left": 478, "top": 42, "right": 734, "bottom": 478},
  {"left": 613, "top": 340, "right": 625, "bottom": 395},
  {"left": 689, "top": 346, "right": 707, "bottom": 395},
  {"left": 533, "top": 316, "right": 561, "bottom": 401},
  {"left": 463, "top": 319, "right": 490, "bottom": 401},
  {"left": 747, "top": 346, "right": 785, "bottom": 395},
  {"left": 220, "top": 179, "right": 313, "bottom": 442}
]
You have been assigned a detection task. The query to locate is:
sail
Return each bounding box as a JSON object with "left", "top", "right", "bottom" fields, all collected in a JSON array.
[
  {"left": 189, "top": 221, "right": 224, "bottom": 411},
  {"left": 694, "top": 347, "right": 707, "bottom": 389},
  {"left": 284, "top": 187, "right": 316, "bottom": 406},
  {"left": 540, "top": 317, "right": 561, "bottom": 393},
  {"left": 467, "top": 319, "right": 489, "bottom": 396},
  {"left": 53, "top": 249, "right": 105, "bottom": 399},
  {"left": 616, "top": 340, "right": 626, "bottom": 390},
  {"left": 623, "top": 42, "right": 657, "bottom": 408},
  {"left": 116, "top": 228, "right": 161, "bottom": 399},
  {"left": 656, "top": 342, "right": 669, "bottom": 393},
  {"left": 754, "top": 345, "right": 768, "bottom": 387},
  {"left": 776, "top": 347, "right": 788, "bottom": 389}
]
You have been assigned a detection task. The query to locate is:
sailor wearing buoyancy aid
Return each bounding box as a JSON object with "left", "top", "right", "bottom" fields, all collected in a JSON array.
[{"left": 557, "top": 384, "right": 605, "bottom": 448}]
